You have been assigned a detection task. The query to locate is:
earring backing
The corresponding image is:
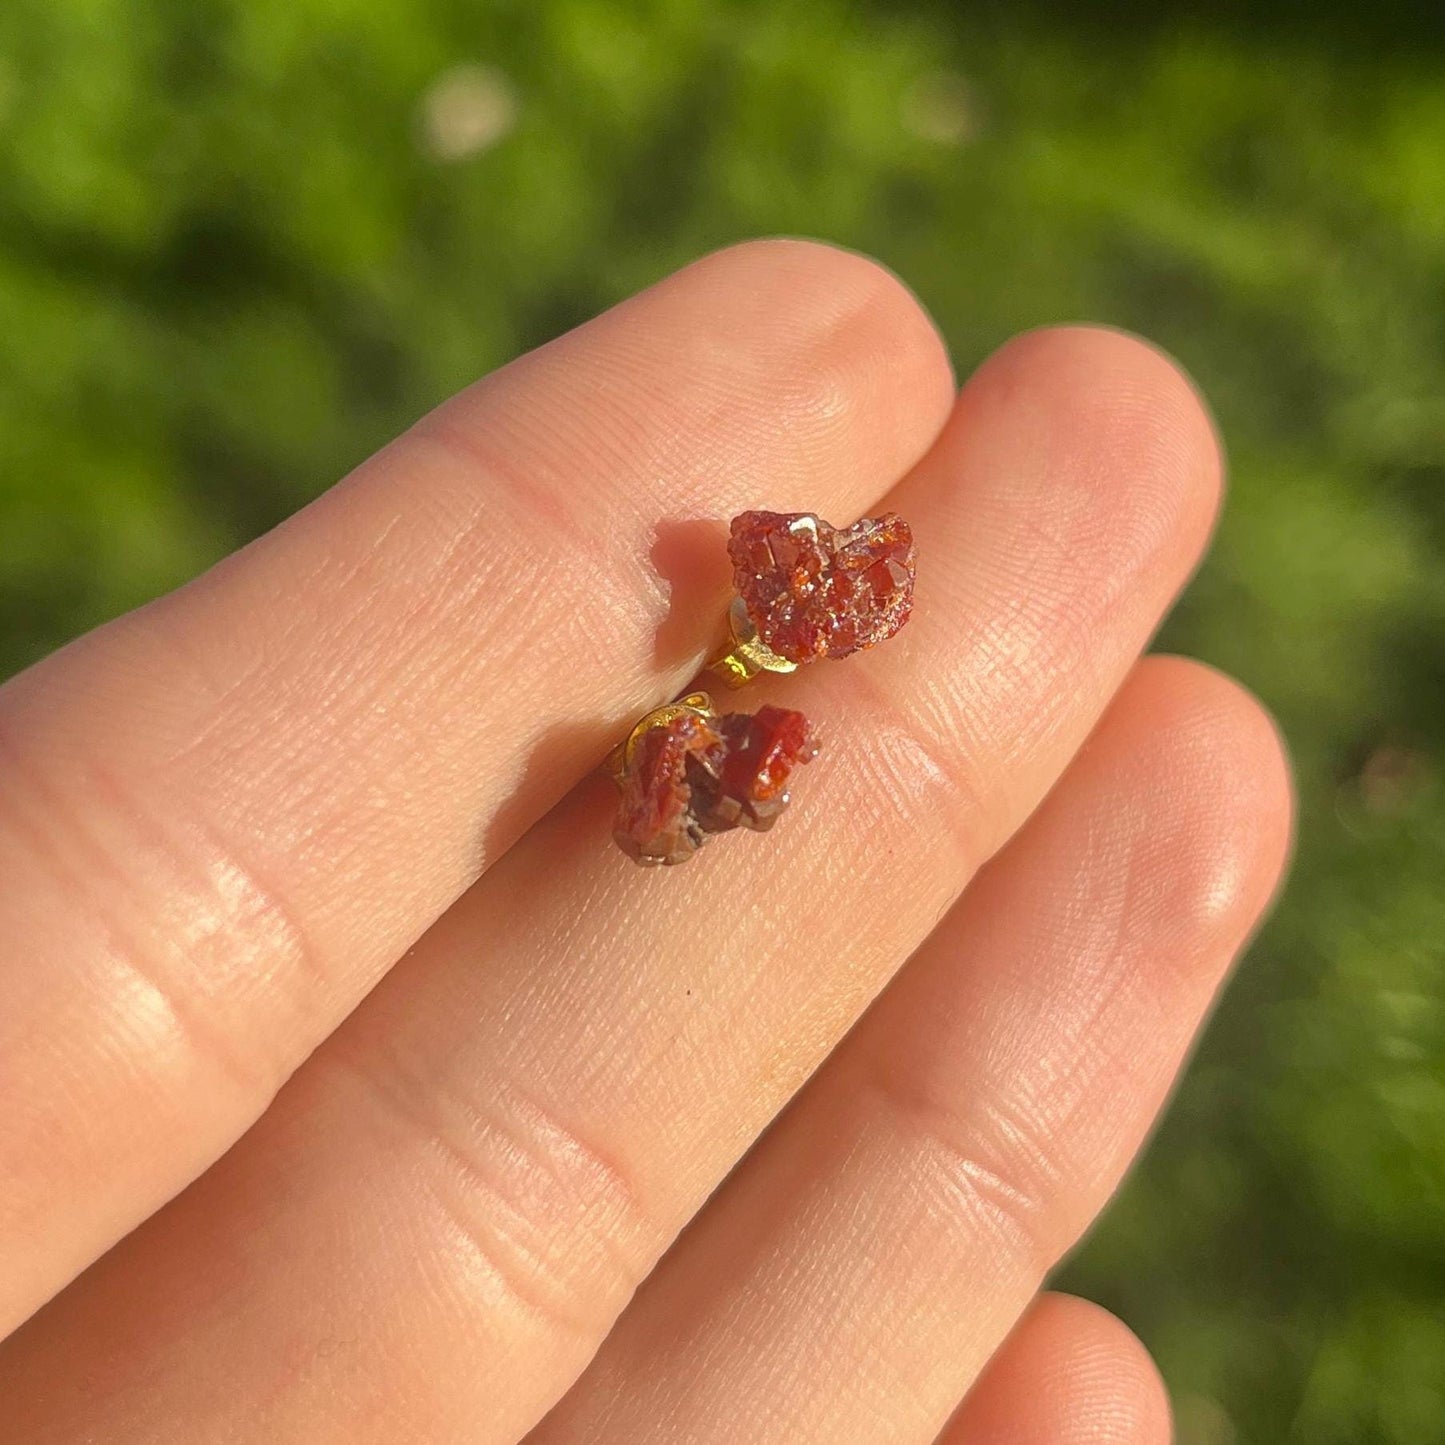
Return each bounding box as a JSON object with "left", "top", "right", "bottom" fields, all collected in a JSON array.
[
  {"left": 704, "top": 596, "right": 798, "bottom": 688},
  {"left": 706, "top": 509, "right": 916, "bottom": 687}
]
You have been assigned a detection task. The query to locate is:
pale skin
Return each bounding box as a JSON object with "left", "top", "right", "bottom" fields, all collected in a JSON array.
[{"left": 0, "top": 240, "right": 1291, "bottom": 1442}]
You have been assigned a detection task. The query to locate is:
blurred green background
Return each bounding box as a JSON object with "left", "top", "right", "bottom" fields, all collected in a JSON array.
[{"left": 1, "top": 1, "right": 1442, "bottom": 1440}]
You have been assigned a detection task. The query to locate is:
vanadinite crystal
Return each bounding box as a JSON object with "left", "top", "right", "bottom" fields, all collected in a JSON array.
[
  {"left": 613, "top": 705, "right": 818, "bottom": 866},
  {"left": 728, "top": 510, "right": 915, "bottom": 664}
]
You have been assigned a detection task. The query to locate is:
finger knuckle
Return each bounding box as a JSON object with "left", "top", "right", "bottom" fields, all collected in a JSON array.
[{"left": 326, "top": 1048, "right": 655, "bottom": 1347}]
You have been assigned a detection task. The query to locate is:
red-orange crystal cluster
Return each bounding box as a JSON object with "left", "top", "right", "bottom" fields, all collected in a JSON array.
[
  {"left": 613, "top": 705, "right": 818, "bottom": 866},
  {"left": 728, "top": 510, "right": 915, "bottom": 664}
]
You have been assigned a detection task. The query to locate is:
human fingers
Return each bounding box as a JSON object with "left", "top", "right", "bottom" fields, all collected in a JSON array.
[
  {"left": 530, "top": 658, "right": 1289, "bottom": 1444},
  {"left": 0, "top": 330, "right": 1220, "bottom": 1442},
  {"left": 0, "top": 239, "right": 954, "bottom": 1334}
]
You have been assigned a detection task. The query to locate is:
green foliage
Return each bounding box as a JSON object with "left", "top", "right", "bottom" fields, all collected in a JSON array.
[{"left": 1, "top": 3, "right": 1441, "bottom": 1440}]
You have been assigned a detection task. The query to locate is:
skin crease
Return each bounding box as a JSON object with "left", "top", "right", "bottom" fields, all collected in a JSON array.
[{"left": 0, "top": 242, "right": 1290, "bottom": 1444}]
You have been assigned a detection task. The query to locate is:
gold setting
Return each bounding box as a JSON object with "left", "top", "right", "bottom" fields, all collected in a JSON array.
[
  {"left": 704, "top": 596, "right": 799, "bottom": 690},
  {"left": 606, "top": 691, "right": 715, "bottom": 783}
]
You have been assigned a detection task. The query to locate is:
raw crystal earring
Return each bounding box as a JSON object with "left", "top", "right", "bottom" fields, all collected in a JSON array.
[
  {"left": 608, "top": 693, "right": 817, "bottom": 867},
  {"left": 605, "top": 507, "right": 914, "bottom": 866},
  {"left": 706, "top": 509, "right": 916, "bottom": 687}
]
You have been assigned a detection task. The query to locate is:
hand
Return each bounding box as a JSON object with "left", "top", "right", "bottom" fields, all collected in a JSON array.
[{"left": 0, "top": 241, "right": 1290, "bottom": 1443}]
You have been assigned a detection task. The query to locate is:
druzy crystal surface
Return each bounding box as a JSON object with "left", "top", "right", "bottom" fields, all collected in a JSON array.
[
  {"left": 613, "top": 705, "right": 818, "bottom": 866},
  {"left": 728, "top": 510, "right": 915, "bottom": 664}
]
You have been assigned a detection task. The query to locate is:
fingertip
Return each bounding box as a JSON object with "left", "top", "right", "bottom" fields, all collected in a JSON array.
[
  {"left": 675, "top": 237, "right": 958, "bottom": 471},
  {"left": 1123, "top": 654, "right": 1296, "bottom": 936},
  {"left": 961, "top": 324, "right": 1224, "bottom": 561},
  {"left": 685, "top": 237, "right": 954, "bottom": 378},
  {"left": 1029, "top": 1293, "right": 1174, "bottom": 1445},
  {"left": 947, "top": 1291, "right": 1172, "bottom": 1445}
]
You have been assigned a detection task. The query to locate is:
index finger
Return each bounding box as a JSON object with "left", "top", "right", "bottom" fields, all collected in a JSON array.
[{"left": 0, "top": 239, "right": 954, "bottom": 1334}]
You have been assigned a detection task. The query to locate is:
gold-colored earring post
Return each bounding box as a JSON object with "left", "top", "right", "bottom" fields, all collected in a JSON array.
[
  {"left": 704, "top": 597, "right": 798, "bottom": 690},
  {"left": 607, "top": 596, "right": 798, "bottom": 785},
  {"left": 605, "top": 691, "right": 715, "bottom": 783}
]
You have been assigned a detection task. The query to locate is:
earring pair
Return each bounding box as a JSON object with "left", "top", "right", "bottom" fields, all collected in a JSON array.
[{"left": 609, "top": 508, "right": 915, "bottom": 867}]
